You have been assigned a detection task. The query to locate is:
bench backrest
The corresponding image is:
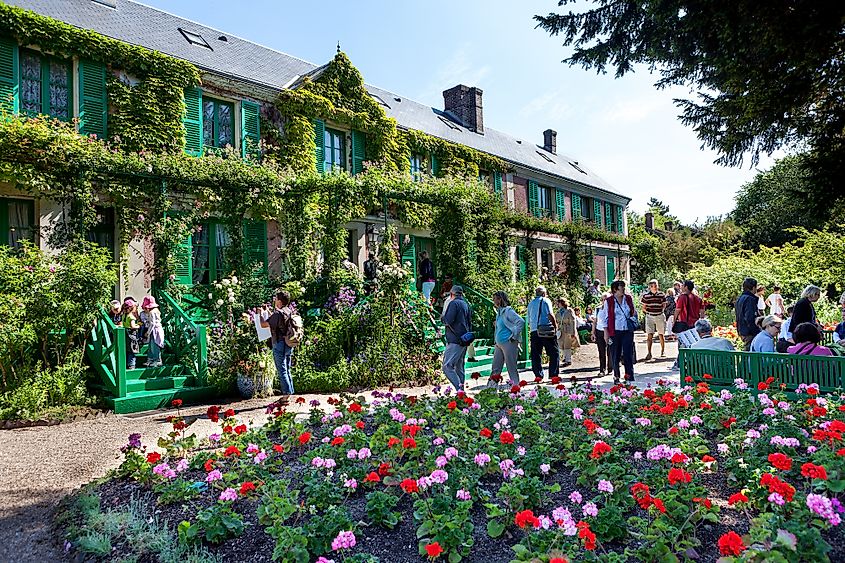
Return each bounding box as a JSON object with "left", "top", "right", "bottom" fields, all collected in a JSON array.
[{"left": 679, "top": 348, "right": 845, "bottom": 393}]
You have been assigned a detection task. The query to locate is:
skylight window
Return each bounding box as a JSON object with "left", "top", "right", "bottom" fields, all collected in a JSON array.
[
  {"left": 438, "top": 115, "right": 461, "bottom": 131},
  {"left": 370, "top": 94, "right": 391, "bottom": 109},
  {"left": 536, "top": 150, "right": 554, "bottom": 163},
  {"left": 178, "top": 28, "right": 213, "bottom": 50},
  {"left": 91, "top": 0, "right": 117, "bottom": 8},
  {"left": 569, "top": 161, "right": 588, "bottom": 175}
]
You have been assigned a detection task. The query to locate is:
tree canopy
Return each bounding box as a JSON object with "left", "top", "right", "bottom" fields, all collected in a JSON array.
[{"left": 535, "top": 1, "right": 845, "bottom": 212}]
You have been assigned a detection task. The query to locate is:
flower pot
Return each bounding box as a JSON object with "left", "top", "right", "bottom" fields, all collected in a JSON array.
[{"left": 236, "top": 373, "right": 256, "bottom": 399}]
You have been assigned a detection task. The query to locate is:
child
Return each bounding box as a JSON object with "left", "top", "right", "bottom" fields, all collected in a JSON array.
[
  {"left": 108, "top": 300, "right": 122, "bottom": 324},
  {"left": 122, "top": 297, "right": 141, "bottom": 369},
  {"left": 141, "top": 295, "right": 165, "bottom": 367}
]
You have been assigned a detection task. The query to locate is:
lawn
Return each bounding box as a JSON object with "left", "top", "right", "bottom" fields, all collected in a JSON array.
[{"left": 58, "top": 379, "right": 845, "bottom": 562}]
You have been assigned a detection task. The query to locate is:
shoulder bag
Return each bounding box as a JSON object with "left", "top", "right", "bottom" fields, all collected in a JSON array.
[{"left": 536, "top": 299, "right": 556, "bottom": 338}]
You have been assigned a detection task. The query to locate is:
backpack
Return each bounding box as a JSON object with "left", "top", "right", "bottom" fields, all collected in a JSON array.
[{"left": 284, "top": 311, "right": 304, "bottom": 347}]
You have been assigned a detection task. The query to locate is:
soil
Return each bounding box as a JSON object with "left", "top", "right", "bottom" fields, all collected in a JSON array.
[{"left": 0, "top": 335, "right": 675, "bottom": 563}]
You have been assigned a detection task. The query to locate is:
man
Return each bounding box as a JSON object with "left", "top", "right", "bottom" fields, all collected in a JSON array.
[
  {"left": 441, "top": 285, "right": 472, "bottom": 391},
  {"left": 735, "top": 277, "right": 760, "bottom": 350},
  {"left": 690, "top": 318, "right": 736, "bottom": 351},
  {"left": 640, "top": 279, "right": 667, "bottom": 360},
  {"left": 671, "top": 280, "right": 703, "bottom": 371},
  {"left": 419, "top": 251, "right": 436, "bottom": 304},
  {"left": 527, "top": 285, "right": 559, "bottom": 381},
  {"left": 750, "top": 315, "right": 782, "bottom": 353},
  {"left": 260, "top": 291, "right": 295, "bottom": 395},
  {"left": 363, "top": 252, "right": 379, "bottom": 293}
]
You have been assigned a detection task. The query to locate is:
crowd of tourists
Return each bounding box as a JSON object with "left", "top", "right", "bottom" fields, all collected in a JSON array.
[{"left": 108, "top": 295, "right": 165, "bottom": 370}]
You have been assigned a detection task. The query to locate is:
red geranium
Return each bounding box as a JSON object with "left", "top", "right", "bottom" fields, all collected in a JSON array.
[
  {"left": 718, "top": 531, "right": 747, "bottom": 556},
  {"left": 519, "top": 380, "right": 528, "bottom": 387},
  {"left": 463, "top": 396, "right": 474, "bottom": 406},
  {"left": 331, "top": 436, "right": 345, "bottom": 446},
  {"left": 590, "top": 441, "right": 611, "bottom": 459},
  {"left": 447, "top": 401, "right": 457, "bottom": 411},
  {"left": 203, "top": 458, "right": 215, "bottom": 472},
  {"left": 388, "top": 437, "right": 401, "bottom": 448},
  {"left": 668, "top": 468, "right": 692, "bottom": 486},
  {"left": 549, "top": 558, "right": 568, "bottom": 563},
  {"left": 480, "top": 428, "right": 492, "bottom": 438},
  {"left": 510, "top": 385, "right": 521, "bottom": 394},
  {"left": 295, "top": 396, "right": 305, "bottom": 404},
  {"left": 378, "top": 462, "right": 392, "bottom": 476},
  {"left": 273, "top": 444, "right": 284, "bottom": 453},
  {"left": 171, "top": 399, "right": 182, "bottom": 407},
  {"left": 402, "top": 424, "right": 421, "bottom": 436},
  {"left": 577, "top": 521, "right": 597, "bottom": 550},
  {"left": 234, "top": 424, "right": 247, "bottom": 435},
  {"left": 425, "top": 542, "right": 444, "bottom": 558},
  {"left": 702, "top": 455, "right": 716, "bottom": 463},
  {"left": 224, "top": 446, "right": 241, "bottom": 457},
  {"left": 768, "top": 453, "right": 793, "bottom": 471},
  {"left": 757, "top": 381, "right": 769, "bottom": 391},
  {"left": 728, "top": 492, "right": 748, "bottom": 505},
  {"left": 722, "top": 417, "right": 737, "bottom": 428},
  {"left": 348, "top": 402, "right": 362, "bottom": 413},
  {"left": 239, "top": 481, "right": 256, "bottom": 495},
  {"left": 693, "top": 497, "right": 712, "bottom": 509},
  {"left": 583, "top": 419, "right": 598, "bottom": 434},
  {"left": 514, "top": 509, "right": 540, "bottom": 529},
  {"left": 499, "top": 431, "right": 515, "bottom": 445},
  {"left": 207, "top": 405, "right": 221, "bottom": 422},
  {"left": 224, "top": 408, "right": 235, "bottom": 418},
  {"left": 670, "top": 452, "right": 689, "bottom": 464},
  {"left": 837, "top": 448, "right": 845, "bottom": 456},
  {"left": 146, "top": 452, "right": 161, "bottom": 464},
  {"left": 668, "top": 426, "right": 679, "bottom": 435},
  {"left": 356, "top": 420, "right": 365, "bottom": 429},
  {"left": 297, "top": 432, "right": 311, "bottom": 445},
  {"left": 400, "top": 478, "right": 419, "bottom": 494},
  {"left": 807, "top": 387, "right": 819, "bottom": 396},
  {"left": 403, "top": 437, "right": 417, "bottom": 449},
  {"left": 801, "top": 462, "right": 828, "bottom": 480},
  {"left": 364, "top": 472, "right": 381, "bottom": 483},
  {"left": 223, "top": 425, "right": 233, "bottom": 434}
]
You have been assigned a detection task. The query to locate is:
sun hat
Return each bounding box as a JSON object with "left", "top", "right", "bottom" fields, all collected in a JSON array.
[
  {"left": 141, "top": 295, "right": 159, "bottom": 309},
  {"left": 123, "top": 297, "right": 137, "bottom": 308},
  {"left": 109, "top": 299, "right": 121, "bottom": 310},
  {"left": 761, "top": 315, "right": 783, "bottom": 329},
  {"left": 648, "top": 279, "right": 659, "bottom": 285}
]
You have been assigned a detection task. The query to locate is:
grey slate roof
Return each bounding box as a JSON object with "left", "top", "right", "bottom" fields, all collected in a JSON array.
[
  {"left": 367, "top": 85, "right": 624, "bottom": 200},
  {"left": 5, "top": 0, "right": 317, "bottom": 89},
  {"left": 7, "top": 0, "right": 627, "bottom": 201}
]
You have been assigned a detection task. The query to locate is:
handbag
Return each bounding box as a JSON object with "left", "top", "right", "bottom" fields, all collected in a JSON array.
[{"left": 536, "top": 299, "right": 556, "bottom": 338}]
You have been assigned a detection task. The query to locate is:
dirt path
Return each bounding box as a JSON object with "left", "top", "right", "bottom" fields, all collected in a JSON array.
[{"left": 0, "top": 335, "right": 677, "bottom": 563}]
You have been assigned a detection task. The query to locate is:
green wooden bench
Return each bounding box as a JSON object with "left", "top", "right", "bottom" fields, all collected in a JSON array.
[{"left": 679, "top": 348, "right": 845, "bottom": 394}]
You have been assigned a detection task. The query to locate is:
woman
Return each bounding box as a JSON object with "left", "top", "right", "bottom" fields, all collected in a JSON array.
[
  {"left": 488, "top": 291, "right": 525, "bottom": 386},
  {"left": 555, "top": 298, "right": 577, "bottom": 368},
  {"left": 750, "top": 315, "right": 781, "bottom": 353},
  {"left": 605, "top": 280, "right": 637, "bottom": 384},
  {"left": 791, "top": 285, "right": 821, "bottom": 328},
  {"left": 664, "top": 288, "right": 676, "bottom": 339},
  {"left": 141, "top": 295, "right": 165, "bottom": 368},
  {"left": 787, "top": 322, "right": 833, "bottom": 356},
  {"left": 756, "top": 285, "right": 767, "bottom": 317},
  {"left": 591, "top": 292, "right": 611, "bottom": 377}
]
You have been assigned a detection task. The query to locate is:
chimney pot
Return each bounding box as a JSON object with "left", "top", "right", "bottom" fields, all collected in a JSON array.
[
  {"left": 543, "top": 129, "right": 557, "bottom": 154},
  {"left": 644, "top": 212, "right": 654, "bottom": 230},
  {"left": 443, "top": 84, "right": 484, "bottom": 134}
]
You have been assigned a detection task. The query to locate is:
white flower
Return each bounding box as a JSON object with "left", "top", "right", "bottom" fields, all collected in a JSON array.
[
  {"left": 214, "top": 283, "right": 222, "bottom": 290},
  {"left": 221, "top": 279, "right": 230, "bottom": 286},
  {"left": 216, "top": 299, "right": 224, "bottom": 306},
  {"left": 231, "top": 276, "right": 238, "bottom": 284},
  {"left": 228, "top": 296, "right": 235, "bottom": 303},
  {"left": 207, "top": 293, "right": 212, "bottom": 299}
]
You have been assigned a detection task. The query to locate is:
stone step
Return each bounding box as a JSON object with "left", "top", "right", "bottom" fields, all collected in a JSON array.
[{"left": 125, "top": 375, "right": 193, "bottom": 393}]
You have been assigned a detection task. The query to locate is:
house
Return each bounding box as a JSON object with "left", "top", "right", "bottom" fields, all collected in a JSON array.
[{"left": 1, "top": 0, "right": 631, "bottom": 294}]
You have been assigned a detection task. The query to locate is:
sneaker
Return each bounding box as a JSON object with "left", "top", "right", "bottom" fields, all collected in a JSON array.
[{"left": 644, "top": 353, "right": 652, "bottom": 361}]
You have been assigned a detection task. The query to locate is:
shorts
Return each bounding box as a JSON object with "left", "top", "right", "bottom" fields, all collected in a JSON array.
[{"left": 645, "top": 313, "right": 666, "bottom": 335}]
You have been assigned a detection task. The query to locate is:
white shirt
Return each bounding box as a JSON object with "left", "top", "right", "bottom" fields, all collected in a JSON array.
[
  {"left": 757, "top": 295, "right": 766, "bottom": 310},
  {"left": 527, "top": 296, "right": 554, "bottom": 332},
  {"left": 595, "top": 302, "right": 608, "bottom": 331},
  {"left": 610, "top": 297, "right": 633, "bottom": 332},
  {"left": 779, "top": 318, "right": 792, "bottom": 341},
  {"left": 767, "top": 293, "right": 784, "bottom": 316}
]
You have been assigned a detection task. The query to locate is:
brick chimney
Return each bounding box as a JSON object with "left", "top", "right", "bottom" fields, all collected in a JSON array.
[
  {"left": 543, "top": 129, "right": 557, "bottom": 154},
  {"left": 443, "top": 85, "right": 483, "bottom": 134},
  {"left": 644, "top": 212, "right": 654, "bottom": 230}
]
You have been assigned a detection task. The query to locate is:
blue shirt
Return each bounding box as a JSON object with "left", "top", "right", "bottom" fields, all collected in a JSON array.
[
  {"left": 611, "top": 297, "right": 633, "bottom": 332},
  {"left": 495, "top": 312, "right": 511, "bottom": 344},
  {"left": 750, "top": 330, "right": 776, "bottom": 353},
  {"left": 527, "top": 297, "right": 554, "bottom": 332}
]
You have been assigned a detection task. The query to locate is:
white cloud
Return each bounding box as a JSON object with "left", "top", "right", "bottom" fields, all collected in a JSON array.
[
  {"left": 599, "top": 97, "right": 666, "bottom": 124},
  {"left": 518, "top": 92, "right": 572, "bottom": 120},
  {"left": 418, "top": 45, "right": 490, "bottom": 103}
]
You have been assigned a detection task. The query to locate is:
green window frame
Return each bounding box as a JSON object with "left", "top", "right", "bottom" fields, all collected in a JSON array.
[
  {"left": 0, "top": 197, "right": 36, "bottom": 248},
  {"left": 86, "top": 206, "right": 116, "bottom": 259},
  {"left": 537, "top": 185, "right": 553, "bottom": 218},
  {"left": 191, "top": 222, "right": 231, "bottom": 285},
  {"left": 202, "top": 96, "right": 235, "bottom": 150},
  {"left": 324, "top": 128, "right": 346, "bottom": 171},
  {"left": 19, "top": 48, "right": 72, "bottom": 121}
]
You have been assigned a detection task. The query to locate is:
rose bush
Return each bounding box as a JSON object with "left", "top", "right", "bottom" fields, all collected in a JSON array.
[{"left": 62, "top": 378, "right": 844, "bottom": 562}]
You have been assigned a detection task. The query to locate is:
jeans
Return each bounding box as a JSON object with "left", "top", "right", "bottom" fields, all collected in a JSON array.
[
  {"left": 126, "top": 351, "right": 136, "bottom": 370},
  {"left": 148, "top": 338, "right": 162, "bottom": 366},
  {"left": 422, "top": 281, "right": 436, "bottom": 303},
  {"left": 491, "top": 340, "right": 520, "bottom": 385},
  {"left": 610, "top": 329, "right": 635, "bottom": 381},
  {"left": 530, "top": 331, "right": 559, "bottom": 379},
  {"left": 594, "top": 330, "right": 609, "bottom": 373},
  {"left": 272, "top": 340, "right": 294, "bottom": 395},
  {"left": 442, "top": 343, "right": 467, "bottom": 390}
]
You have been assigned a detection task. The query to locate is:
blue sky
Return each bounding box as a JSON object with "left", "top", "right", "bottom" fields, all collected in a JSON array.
[{"left": 143, "top": 0, "right": 778, "bottom": 224}]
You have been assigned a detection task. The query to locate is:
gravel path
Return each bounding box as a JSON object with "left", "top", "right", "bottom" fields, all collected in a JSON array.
[{"left": 0, "top": 335, "right": 677, "bottom": 563}]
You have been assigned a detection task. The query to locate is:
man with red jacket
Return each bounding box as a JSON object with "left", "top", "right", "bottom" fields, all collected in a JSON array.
[{"left": 671, "top": 280, "right": 703, "bottom": 371}]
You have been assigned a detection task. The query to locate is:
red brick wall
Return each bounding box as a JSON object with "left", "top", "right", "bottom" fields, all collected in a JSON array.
[
  {"left": 512, "top": 175, "right": 528, "bottom": 212},
  {"left": 593, "top": 255, "right": 607, "bottom": 285}
]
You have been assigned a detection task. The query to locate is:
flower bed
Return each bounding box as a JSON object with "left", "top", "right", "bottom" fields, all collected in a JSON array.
[{"left": 59, "top": 381, "right": 845, "bottom": 562}]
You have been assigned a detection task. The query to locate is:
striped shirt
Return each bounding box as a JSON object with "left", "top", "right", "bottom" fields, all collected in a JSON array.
[{"left": 641, "top": 290, "right": 666, "bottom": 315}]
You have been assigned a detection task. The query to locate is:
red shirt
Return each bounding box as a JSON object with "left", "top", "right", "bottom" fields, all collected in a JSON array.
[{"left": 676, "top": 292, "right": 702, "bottom": 325}]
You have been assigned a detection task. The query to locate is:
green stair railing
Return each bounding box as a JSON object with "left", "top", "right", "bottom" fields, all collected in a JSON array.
[
  {"left": 159, "top": 291, "right": 208, "bottom": 385},
  {"left": 87, "top": 307, "right": 127, "bottom": 398}
]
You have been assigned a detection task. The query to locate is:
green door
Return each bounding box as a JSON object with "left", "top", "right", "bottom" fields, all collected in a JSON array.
[
  {"left": 606, "top": 256, "right": 615, "bottom": 285},
  {"left": 400, "top": 233, "right": 416, "bottom": 289}
]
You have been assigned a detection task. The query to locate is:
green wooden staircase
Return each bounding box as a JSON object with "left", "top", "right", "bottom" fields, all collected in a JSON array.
[{"left": 86, "top": 291, "right": 215, "bottom": 414}]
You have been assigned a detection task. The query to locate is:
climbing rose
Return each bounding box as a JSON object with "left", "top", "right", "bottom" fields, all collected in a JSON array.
[
  {"left": 718, "top": 531, "right": 747, "bottom": 556},
  {"left": 425, "top": 542, "right": 444, "bottom": 558}
]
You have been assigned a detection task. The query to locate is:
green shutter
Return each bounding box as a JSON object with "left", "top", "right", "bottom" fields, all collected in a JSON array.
[
  {"left": 493, "top": 171, "right": 503, "bottom": 200},
  {"left": 351, "top": 129, "right": 365, "bottom": 175},
  {"left": 528, "top": 180, "right": 540, "bottom": 217},
  {"left": 517, "top": 245, "right": 527, "bottom": 280},
  {"left": 313, "top": 119, "right": 325, "bottom": 173},
  {"left": 78, "top": 60, "right": 107, "bottom": 139},
  {"left": 173, "top": 234, "right": 193, "bottom": 285},
  {"left": 183, "top": 87, "right": 203, "bottom": 156},
  {"left": 554, "top": 188, "right": 566, "bottom": 222},
  {"left": 240, "top": 100, "right": 261, "bottom": 161},
  {"left": 594, "top": 199, "right": 602, "bottom": 225},
  {"left": 572, "top": 193, "right": 582, "bottom": 221},
  {"left": 430, "top": 154, "right": 440, "bottom": 176},
  {"left": 616, "top": 205, "right": 624, "bottom": 234},
  {"left": 400, "top": 234, "right": 416, "bottom": 282},
  {"left": 0, "top": 38, "right": 19, "bottom": 115},
  {"left": 242, "top": 219, "right": 268, "bottom": 276},
  {"left": 605, "top": 202, "right": 613, "bottom": 232},
  {"left": 606, "top": 256, "right": 615, "bottom": 285}
]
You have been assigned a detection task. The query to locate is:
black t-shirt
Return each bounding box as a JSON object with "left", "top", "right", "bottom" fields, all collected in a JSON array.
[{"left": 268, "top": 307, "right": 291, "bottom": 344}]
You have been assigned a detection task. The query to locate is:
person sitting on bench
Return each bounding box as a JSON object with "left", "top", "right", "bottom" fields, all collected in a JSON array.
[{"left": 690, "top": 318, "right": 735, "bottom": 351}]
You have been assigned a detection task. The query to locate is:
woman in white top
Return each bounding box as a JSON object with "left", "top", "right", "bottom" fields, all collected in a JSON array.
[
  {"left": 765, "top": 286, "right": 785, "bottom": 317},
  {"left": 591, "top": 294, "right": 611, "bottom": 377}
]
